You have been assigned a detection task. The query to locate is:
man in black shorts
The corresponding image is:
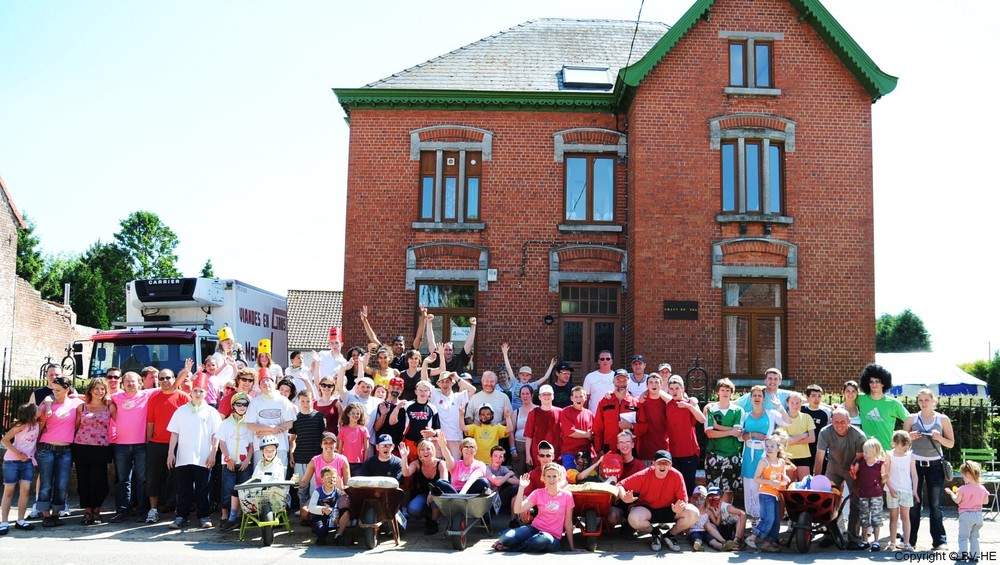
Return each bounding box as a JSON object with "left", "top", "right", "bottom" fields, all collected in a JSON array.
[{"left": 617, "top": 450, "right": 698, "bottom": 552}]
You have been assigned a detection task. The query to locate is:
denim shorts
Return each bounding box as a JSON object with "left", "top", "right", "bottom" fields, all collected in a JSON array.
[{"left": 3, "top": 459, "right": 34, "bottom": 484}]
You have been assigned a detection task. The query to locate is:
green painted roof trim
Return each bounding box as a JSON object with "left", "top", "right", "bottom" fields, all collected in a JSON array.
[
  {"left": 615, "top": 0, "right": 897, "bottom": 104},
  {"left": 334, "top": 88, "right": 618, "bottom": 119}
]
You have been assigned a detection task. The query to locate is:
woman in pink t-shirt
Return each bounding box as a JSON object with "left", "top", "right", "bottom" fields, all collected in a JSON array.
[
  {"left": 36, "top": 376, "right": 84, "bottom": 527},
  {"left": 494, "top": 463, "right": 575, "bottom": 552}
]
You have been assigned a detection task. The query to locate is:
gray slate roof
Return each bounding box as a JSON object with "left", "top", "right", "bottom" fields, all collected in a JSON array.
[
  {"left": 364, "top": 18, "right": 670, "bottom": 92},
  {"left": 287, "top": 289, "right": 343, "bottom": 351}
]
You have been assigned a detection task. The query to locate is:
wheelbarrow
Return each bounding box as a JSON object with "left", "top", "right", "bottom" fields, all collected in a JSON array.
[{"left": 435, "top": 491, "right": 497, "bottom": 550}]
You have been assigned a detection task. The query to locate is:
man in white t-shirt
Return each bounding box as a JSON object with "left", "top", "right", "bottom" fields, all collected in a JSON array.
[
  {"left": 166, "top": 380, "right": 221, "bottom": 529},
  {"left": 583, "top": 350, "right": 616, "bottom": 414},
  {"left": 464, "top": 371, "right": 512, "bottom": 424},
  {"left": 627, "top": 355, "right": 650, "bottom": 398},
  {"left": 244, "top": 374, "right": 297, "bottom": 466},
  {"left": 432, "top": 371, "right": 477, "bottom": 460}
]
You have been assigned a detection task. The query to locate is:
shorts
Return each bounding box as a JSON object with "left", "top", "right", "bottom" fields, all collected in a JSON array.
[
  {"left": 3, "top": 459, "right": 34, "bottom": 483},
  {"left": 791, "top": 457, "right": 812, "bottom": 469},
  {"left": 641, "top": 505, "right": 678, "bottom": 524},
  {"left": 705, "top": 452, "right": 741, "bottom": 492},
  {"left": 859, "top": 496, "right": 883, "bottom": 528},
  {"left": 886, "top": 490, "right": 914, "bottom": 509},
  {"left": 689, "top": 530, "right": 707, "bottom": 543}
]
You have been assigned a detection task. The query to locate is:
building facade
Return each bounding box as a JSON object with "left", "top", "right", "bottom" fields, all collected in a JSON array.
[{"left": 334, "top": 0, "right": 896, "bottom": 391}]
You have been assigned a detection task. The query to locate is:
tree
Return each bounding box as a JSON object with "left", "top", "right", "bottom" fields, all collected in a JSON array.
[
  {"left": 35, "top": 254, "right": 82, "bottom": 302},
  {"left": 200, "top": 258, "right": 215, "bottom": 278},
  {"left": 15, "top": 212, "right": 44, "bottom": 285},
  {"left": 960, "top": 352, "right": 1000, "bottom": 406},
  {"left": 876, "top": 309, "right": 932, "bottom": 352},
  {"left": 113, "top": 211, "right": 181, "bottom": 279}
]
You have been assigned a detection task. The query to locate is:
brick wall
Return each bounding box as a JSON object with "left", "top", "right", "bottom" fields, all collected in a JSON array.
[
  {"left": 10, "top": 278, "right": 96, "bottom": 381},
  {"left": 341, "top": 0, "right": 878, "bottom": 391},
  {"left": 0, "top": 189, "right": 16, "bottom": 378}
]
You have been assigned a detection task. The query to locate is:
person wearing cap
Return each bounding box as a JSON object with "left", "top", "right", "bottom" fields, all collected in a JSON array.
[
  {"left": 373, "top": 376, "right": 408, "bottom": 450},
  {"left": 423, "top": 310, "right": 478, "bottom": 373},
  {"left": 214, "top": 326, "right": 243, "bottom": 378},
  {"left": 735, "top": 367, "right": 792, "bottom": 413},
  {"left": 627, "top": 355, "right": 650, "bottom": 397},
  {"left": 583, "top": 350, "right": 616, "bottom": 414},
  {"left": 618, "top": 450, "right": 699, "bottom": 552},
  {"left": 688, "top": 485, "right": 736, "bottom": 551},
  {"left": 108, "top": 371, "right": 157, "bottom": 523},
  {"left": 705, "top": 485, "right": 745, "bottom": 550},
  {"left": 657, "top": 363, "right": 672, "bottom": 379},
  {"left": 460, "top": 403, "right": 513, "bottom": 464},
  {"left": 664, "top": 375, "right": 707, "bottom": 496},
  {"left": 396, "top": 379, "right": 441, "bottom": 461},
  {"left": 558, "top": 386, "right": 594, "bottom": 470},
  {"left": 215, "top": 391, "right": 253, "bottom": 530},
  {"left": 593, "top": 370, "right": 640, "bottom": 458},
  {"left": 428, "top": 349, "right": 478, "bottom": 461},
  {"left": 144, "top": 369, "right": 190, "bottom": 524},
  {"left": 550, "top": 362, "right": 575, "bottom": 408},
  {"left": 254, "top": 338, "right": 284, "bottom": 381},
  {"left": 703, "top": 378, "right": 744, "bottom": 504},
  {"left": 465, "top": 371, "right": 512, "bottom": 425},
  {"left": 359, "top": 434, "right": 403, "bottom": 481},
  {"left": 165, "top": 377, "right": 221, "bottom": 529},
  {"left": 298, "top": 434, "right": 351, "bottom": 512},
  {"left": 523, "top": 385, "right": 562, "bottom": 469},
  {"left": 358, "top": 304, "right": 427, "bottom": 373},
  {"left": 244, "top": 372, "right": 296, "bottom": 467},
  {"left": 501, "top": 343, "right": 555, "bottom": 411}
]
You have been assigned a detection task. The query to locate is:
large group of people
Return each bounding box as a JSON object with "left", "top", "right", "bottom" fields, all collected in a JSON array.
[{"left": 0, "top": 307, "right": 989, "bottom": 561}]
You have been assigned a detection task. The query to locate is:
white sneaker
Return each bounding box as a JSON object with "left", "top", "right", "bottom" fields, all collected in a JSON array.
[
  {"left": 145, "top": 509, "right": 159, "bottom": 524},
  {"left": 28, "top": 505, "right": 41, "bottom": 519},
  {"left": 58, "top": 509, "right": 72, "bottom": 517},
  {"left": 662, "top": 534, "right": 681, "bottom": 552}
]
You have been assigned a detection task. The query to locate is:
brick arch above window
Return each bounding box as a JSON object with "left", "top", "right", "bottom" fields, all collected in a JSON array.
[
  {"left": 549, "top": 244, "right": 627, "bottom": 292},
  {"left": 406, "top": 242, "right": 490, "bottom": 291},
  {"left": 553, "top": 127, "right": 627, "bottom": 162},
  {"left": 711, "top": 237, "right": 797, "bottom": 289},
  {"left": 709, "top": 113, "right": 796, "bottom": 152},
  {"left": 410, "top": 125, "right": 493, "bottom": 160}
]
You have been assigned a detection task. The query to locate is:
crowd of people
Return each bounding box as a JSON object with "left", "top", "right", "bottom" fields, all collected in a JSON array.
[{"left": 0, "top": 307, "right": 991, "bottom": 561}]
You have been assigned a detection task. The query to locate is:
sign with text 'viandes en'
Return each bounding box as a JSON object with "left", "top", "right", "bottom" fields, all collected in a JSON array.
[{"left": 663, "top": 300, "right": 698, "bottom": 320}]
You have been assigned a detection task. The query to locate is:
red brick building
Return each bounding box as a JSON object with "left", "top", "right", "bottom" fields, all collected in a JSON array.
[{"left": 334, "top": 0, "right": 896, "bottom": 391}]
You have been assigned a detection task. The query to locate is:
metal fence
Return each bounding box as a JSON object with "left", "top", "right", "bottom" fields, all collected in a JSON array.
[{"left": 0, "top": 352, "right": 46, "bottom": 431}]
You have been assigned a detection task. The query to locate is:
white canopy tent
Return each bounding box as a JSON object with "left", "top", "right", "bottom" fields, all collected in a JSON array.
[{"left": 875, "top": 352, "right": 989, "bottom": 398}]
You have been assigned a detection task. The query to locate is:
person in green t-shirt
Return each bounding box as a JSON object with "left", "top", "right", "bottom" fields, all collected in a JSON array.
[
  {"left": 703, "top": 378, "right": 745, "bottom": 503},
  {"left": 856, "top": 363, "right": 909, "bottom": 450}
]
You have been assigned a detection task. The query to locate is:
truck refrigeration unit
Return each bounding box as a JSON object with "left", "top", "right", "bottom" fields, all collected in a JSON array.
[{"left": 83, "top": 278, "right": 287, "bottom": 379}]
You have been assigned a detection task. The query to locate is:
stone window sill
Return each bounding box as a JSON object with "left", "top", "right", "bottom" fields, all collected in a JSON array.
[
  {"left": 557, "top": 223, "right": 623, "bottom": 233},
  {"left": 724, "top": 87, "right": 781, "bottom": 97},
  {"left": 411, "top": 222, "right": 485, "bottom": 232},
  {"left": 716, "top": 214, "right": 794, "bottom": 225}
]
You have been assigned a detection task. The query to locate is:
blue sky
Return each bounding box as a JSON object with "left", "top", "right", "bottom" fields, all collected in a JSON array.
[{"left": 1, "top": 0, "right": 997, "bottom": 364}]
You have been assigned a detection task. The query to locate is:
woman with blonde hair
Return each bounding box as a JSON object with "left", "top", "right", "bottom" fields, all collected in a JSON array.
[{"left": 902, "top": 388, "right": 954, "bottom": 550}]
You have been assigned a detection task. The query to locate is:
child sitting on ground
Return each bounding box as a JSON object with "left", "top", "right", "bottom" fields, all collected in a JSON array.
[
  {"left": 689, "top": 485, "right": 734, "bottom": 551},
  {"left": 705, "top": 486, "right": 743, "bottom": 551},
  {"left": 308, "top": 468, "right": 350, "bottom": 545},
  {"left": 856, "top": 438, "right": 887, "bottom": 551}
]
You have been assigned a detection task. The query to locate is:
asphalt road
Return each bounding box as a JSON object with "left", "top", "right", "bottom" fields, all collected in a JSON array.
[{"left": 1, "top": 507, "right": 997, "bottom": 565}]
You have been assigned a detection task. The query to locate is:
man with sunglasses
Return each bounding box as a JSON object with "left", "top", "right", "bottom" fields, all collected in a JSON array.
[
  {"left": 108, "top": 371, "right": 157, "bottom": 523},
  {"left": 144, "top": 369, "right": 190, "bottom": 523},
  {"left": 583, "top": 351, "right": 616, "bottom": 413}
]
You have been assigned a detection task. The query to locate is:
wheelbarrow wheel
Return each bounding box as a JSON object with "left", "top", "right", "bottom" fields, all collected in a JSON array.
[
  {"left": 795, "top": 513, "right": 811, "bottom": 553},
  {"left": 585, "top": 535, "right": 598, "bottom": 552},
  {"left": 450, "top": 513, "right": 467, "bottom": 550},
  {"left": 584, "top": 509, "right": 599, "bottom": 533},
  {"left": 363, "top": 507, "right": 378, "bottom": 549},
  {"left": 260, "top": 502, "right": 274, "bottom": 547}
]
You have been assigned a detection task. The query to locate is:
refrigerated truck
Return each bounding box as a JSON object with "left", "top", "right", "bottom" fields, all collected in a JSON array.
[{"left": 84, "top": 278, "right": 287, "bottom": 379}]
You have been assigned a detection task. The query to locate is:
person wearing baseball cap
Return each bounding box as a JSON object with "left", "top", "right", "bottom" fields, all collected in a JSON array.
[
  {"left": 618, "top": 449, "right": 699, "bottom": 552},
  {"left": 523, "top": 385, "right": 562, "bottom": 470},
  {"left": 628, "top": 355, "right": 650, "bottom": 397},
  {"left": 430, "top": 369, "right": 478, "bottom": 461},
  {"left": 549, "top": 362, "right": 575, "bottom": 408},
  {"left": 358, "top": 434, "right": 403, "bottom": 481},
  {"left": 500, "top": 343, "right": 556, "bottom": 412},
  {"left": 592, "top": 370, "right": 640, "bottom": 456}
]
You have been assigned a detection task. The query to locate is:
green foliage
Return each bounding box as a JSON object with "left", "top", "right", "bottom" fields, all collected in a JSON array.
[
  {"left": 15, "top": 212, "right": 44, "bottom": 285},
  {"left": 113, "top": 211, "right": 180, "bottom": 279},
  {"left": 875, "top": 308, "right": 932, "bottom": 352},
  {"left": 35, "top": 253, "right": 82, "bottom": 302},
  {"left": 200, "top": 258, "right": 215, "bottom": 278},
  {"left": 961, "top": 351, "right": 1000, "bottom": 406}
]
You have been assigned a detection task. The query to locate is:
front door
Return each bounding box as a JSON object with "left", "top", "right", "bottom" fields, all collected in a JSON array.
[{"left": 558, "top": 285, "right": 620, "bottom": 374}]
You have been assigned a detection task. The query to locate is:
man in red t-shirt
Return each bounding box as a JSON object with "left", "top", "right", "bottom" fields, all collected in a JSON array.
[
  {"left": 144, "top": 369, "right": 191, "bottom": 523},
  {"left": 664, "top": 375, "right": 706, "bottom": 496},
  {"left": 605, "top": 431, "right": 647, "bottom": 527},
  {"left": 593, "top": 371, "right": 640, "bottom": 455},
  {"left": 523, "top": 386, "right": 561, "bottom": 468},
  {"left": 618, "top": 450, "right": 698, "bottom": 552},
  {"left": 635, "top": 374, "right": 670, "bottom": 462},
  {"left": 558, "top": 386, "right": 594, "bottom": 469}
]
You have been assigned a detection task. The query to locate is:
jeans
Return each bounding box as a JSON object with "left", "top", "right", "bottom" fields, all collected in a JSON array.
[
  {"left": 407, "top": 493, "right": 433, "bottom": 518},
  {"left": 221, "top": 465, "right": 253, "bottom": 510},
  {"left": 753, "top": 494, "right": 780, "bottom": 542},
  {"left": 497, "top": 525, "right": 561, "bottom": 552},
  {"left": 114, "top": 443, "right": 147, "bottom": 513},
  {"left": 175, "top": 465, "right": 211, "bottom": 520},
  {"left": 431, "top": 478, "right": 490, "bottom": 496},
  {"left": 909, "top": 461, "right": 946, "bottom": 547},
  {"left": 36, "top": 447, "right": 73, "bottom": 512}
]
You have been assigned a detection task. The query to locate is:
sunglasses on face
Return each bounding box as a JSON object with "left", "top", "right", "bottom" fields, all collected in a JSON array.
[
  {"left": 238, "top": 378, "right": 254, "bottom": 383},
  {"left": 107, "top": 375, "right": 121, "bottom": 380},
  {"left": 538, "top": 453, "right": 554, "bottom": 458},
  {"left": 158, "top": 377, "right": 174, "bottom": 382},
  {"left": 320, "top": 383, "right": 334, "bottom": 389},
  {"left": 599, "top": 357, "right": 612, "bottom": 361},
  {"left": 233, "top": 402, "right": 249, "bottom": 408}
]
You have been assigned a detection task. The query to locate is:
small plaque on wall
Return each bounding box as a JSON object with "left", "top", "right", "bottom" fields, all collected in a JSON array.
[{"left": 663, "top": 300, "right": 699, "bottom": 320}]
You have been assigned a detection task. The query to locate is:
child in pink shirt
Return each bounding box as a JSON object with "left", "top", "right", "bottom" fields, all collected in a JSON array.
[{"left": 947, "top": 460, "right": 991, "bottom": 562}]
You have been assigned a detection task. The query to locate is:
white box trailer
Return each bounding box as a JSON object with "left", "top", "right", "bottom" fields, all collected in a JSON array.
[{"left": 85, "top": 278, "right": 287, "bottom": 379}]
